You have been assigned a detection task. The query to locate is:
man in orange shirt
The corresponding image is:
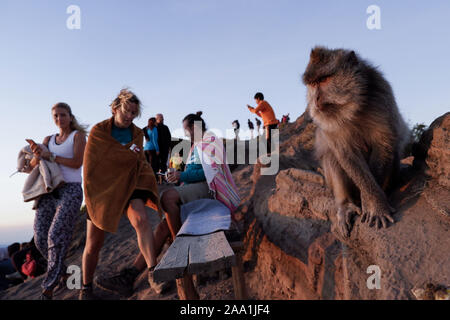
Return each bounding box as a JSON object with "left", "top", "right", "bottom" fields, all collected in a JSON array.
[{"left": 247, "top": 92, "right": 279, "bottom": 155}]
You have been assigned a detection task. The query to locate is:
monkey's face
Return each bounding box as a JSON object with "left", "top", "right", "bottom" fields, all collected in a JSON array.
[{"left": 303, "top": 47, "right": 364, "bottom": 132}]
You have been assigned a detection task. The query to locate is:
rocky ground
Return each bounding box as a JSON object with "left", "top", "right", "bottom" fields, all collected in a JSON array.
[{"left": 0, "top": 204, "right": 241, "bottom": 300}]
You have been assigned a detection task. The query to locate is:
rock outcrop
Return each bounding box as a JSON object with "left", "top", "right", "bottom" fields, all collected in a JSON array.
[
  {"left": 413, "top": 113, "right": 450, "bottom": 218},
  {"left": 236, "top": 112, "right": 450, "bottom": 300}
]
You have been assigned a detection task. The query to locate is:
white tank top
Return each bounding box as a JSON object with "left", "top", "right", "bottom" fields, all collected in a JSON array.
[{"left": 48, "top": 130, "right": 82, "bottom": 183}]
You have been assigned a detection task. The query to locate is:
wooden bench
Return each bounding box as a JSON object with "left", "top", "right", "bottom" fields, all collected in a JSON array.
[{"left": 153, "top": 229, "right": 247, "bottom": 300}]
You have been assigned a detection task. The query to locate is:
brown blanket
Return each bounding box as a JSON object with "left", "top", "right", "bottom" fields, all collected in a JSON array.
[{"left": 83, "top": 117, "right": 161, "bottom": 233}]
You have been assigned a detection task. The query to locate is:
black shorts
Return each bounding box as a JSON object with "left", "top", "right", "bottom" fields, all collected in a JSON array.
[
  {"left": 86, "top": 189, "right": 150, "bottom": 221},
  {"left": 128, "top": 189, "right": 151, "bottom": 203}
]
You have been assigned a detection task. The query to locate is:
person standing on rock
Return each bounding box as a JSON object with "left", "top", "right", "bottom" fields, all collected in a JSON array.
[
  {"left": 248, "top": 119, "right": 255, "bottom": 139},
  {"left": 255, "top": 117, "right": 262, "bottom": 136},
  {"left": 80, "top": 89, "right": 164, "bottom": 300},
  {"left": 247, "top": 92, "right": 279, "bottom": 155},
  {"left": 232, "top": 120, "right": 240, "bottom": 140},
  {"left": 155, "top": 113, "right": 172, "bottom": 175},
  {"left": 280, "top": 113, "right": 288, "bottom": 129},
  {"left": 26, "top": 102, "right": 87, "bottom": 300}
]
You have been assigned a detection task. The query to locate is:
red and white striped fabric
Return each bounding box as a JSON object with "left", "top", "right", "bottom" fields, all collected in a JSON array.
[{"left": 193, "top": 132, "right": 241, "bottom": 216}]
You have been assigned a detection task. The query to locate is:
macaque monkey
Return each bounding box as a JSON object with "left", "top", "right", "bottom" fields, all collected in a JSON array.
[{"left": 302, "top": 47, "right": 409, "bottom": 238}]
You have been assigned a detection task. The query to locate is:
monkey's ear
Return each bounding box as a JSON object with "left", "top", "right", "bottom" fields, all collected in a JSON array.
[
  {"left": 310, "top": 47, "right": 324, "bottom": 64},
  {"left": 347, "top": 50, "right": 358, "bottom": 65}
]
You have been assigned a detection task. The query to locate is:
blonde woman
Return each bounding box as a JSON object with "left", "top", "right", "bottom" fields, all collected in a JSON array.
[
  {"left": 29, "top": 102, "right": 87, "bottom": 300},
  {"left": 80, "top": 89, "right": 162, "bottom": 300}
]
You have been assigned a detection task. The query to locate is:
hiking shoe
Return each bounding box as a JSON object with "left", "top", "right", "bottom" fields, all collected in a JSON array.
[
  {"left": 148, "top": 268, "right": 173, "bottom": 294},
  {"left": 39, "top": 292, "right": 53, "bottom": 300},
  {"left": 94, "top": 267, "right": 140, "bottom": 297},
  {"left": 5, "top": 271, "right": 23, "bottom": 281},
  {"left": 53, "top": 274, "right": 70, "bottom": 295},
  {"left": 78, "top": 287, "right": 97, "bottom": 300}
]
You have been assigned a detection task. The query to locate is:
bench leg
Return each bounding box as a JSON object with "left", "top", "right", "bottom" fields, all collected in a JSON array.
[
  {"left": 232, "top": 253, "right": 248, "bottom": 300},
  {"left": 176, "top": 273, "right": 199, "bottom": 300}
]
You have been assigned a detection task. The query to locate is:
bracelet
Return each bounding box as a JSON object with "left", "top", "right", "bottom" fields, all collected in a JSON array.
[{"left": 49, "top": 152, "right": 56, "bottom": 162}]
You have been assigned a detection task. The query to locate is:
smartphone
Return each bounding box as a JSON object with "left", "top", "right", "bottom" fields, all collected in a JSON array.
[
  {"left": 25, "top": 139, "right": 37, "bottom": 146},
  {"left": 26, "top": 139, "right": 38, "bottom": 152}
]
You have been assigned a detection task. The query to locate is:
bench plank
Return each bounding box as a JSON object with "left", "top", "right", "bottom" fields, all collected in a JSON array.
[
  {"left": 188, "top": 232, "right": 236, "bottom": 274},
  {"left": 154, "top": 231, "right": 236, "bottom": 282},
  {"left": 154, "top": 235, "right": 191, "bottom": 281}
]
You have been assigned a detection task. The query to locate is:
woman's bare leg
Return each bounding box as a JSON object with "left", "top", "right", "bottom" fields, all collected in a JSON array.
[
  {"left": 132, "top": 219, "right": 171, "bottom": 271},
  {"left": 160, "top": 189, "right": 182, "bottom": 239},
  {"left": 82, "top": 220, "right": 105, "bottom": 285},
  {"left": 127, "top": 199, "right": 157, "bottom": 268}
]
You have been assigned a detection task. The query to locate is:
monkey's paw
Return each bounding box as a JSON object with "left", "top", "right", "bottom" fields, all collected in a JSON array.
[
  {"left": 333, "top": 203, "right": 361, "bottom": 239},
  {"left": 360, "top": 199, "right": 395, "bottom": 229}
]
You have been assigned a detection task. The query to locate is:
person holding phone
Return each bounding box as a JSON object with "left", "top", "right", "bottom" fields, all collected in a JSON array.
[
  {"left": 247, "top": 92, "right": 279, "bottom": 156},
  {"left": 27, "top": 102, "right": 87, "bottom": 300}
]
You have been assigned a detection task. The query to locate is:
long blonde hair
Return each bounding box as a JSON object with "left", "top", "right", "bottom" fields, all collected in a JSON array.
[
  {"left": 110, "top": 88, "right": 142, "bottom": 118},
  {"left": 52, "top": 102, "right": 88, "bottom": 136}
]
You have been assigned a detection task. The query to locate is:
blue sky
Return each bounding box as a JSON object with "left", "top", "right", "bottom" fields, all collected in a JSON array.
[{"left": 0, "top": 0, "right": 449, "bottom": 245}]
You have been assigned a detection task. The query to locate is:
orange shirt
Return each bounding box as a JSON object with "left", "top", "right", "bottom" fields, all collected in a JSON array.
[{"left": 250, "top": 100, "right": 278, "bottom": 126}]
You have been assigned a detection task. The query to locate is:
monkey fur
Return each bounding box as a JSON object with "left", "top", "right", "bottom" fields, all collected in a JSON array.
[{"left": 303, "top": 46, "right": 410, "bottom": 238}]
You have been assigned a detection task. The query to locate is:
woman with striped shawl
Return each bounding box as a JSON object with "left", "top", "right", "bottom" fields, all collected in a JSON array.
[{"left": 163, "top": 111, "right": 240, "bottom": 236}]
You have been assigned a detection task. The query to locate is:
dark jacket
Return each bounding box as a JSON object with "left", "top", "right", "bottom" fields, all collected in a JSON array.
[{"left": 156, "top": 123, "right": 171, "bottom": 152}]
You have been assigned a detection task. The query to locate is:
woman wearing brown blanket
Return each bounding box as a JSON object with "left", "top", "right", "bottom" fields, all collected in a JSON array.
[{"left": 79, "top": 89, "right": 163, "bottom": 300}]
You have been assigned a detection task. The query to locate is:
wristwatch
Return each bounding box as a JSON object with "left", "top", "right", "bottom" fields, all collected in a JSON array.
[{"left": 49, "top": 152, "right": 56, "bottom": 162}]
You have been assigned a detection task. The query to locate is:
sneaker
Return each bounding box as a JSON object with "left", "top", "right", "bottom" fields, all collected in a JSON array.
[
  {"left": 53, "top": 274, "right": 70, "bottom": 295},
  {"left": 39, "top": 292, "right": 52, "bottom": 300},
  {"left": 5, "top": 271, "right": 23, "bottom": 281},
  {"left": 78, "top": 286, "right": 97, "bottom": 300},
  {"left": 94, "top": 267, "right": 140, "bottom": 297},
  {"left": 148, "top": 268, "right": 173, "bottom": 294}
]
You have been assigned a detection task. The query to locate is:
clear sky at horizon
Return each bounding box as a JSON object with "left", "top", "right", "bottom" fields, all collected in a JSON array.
[{"left": 1, "top": 0, "right": 449, "bottom": 244}]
